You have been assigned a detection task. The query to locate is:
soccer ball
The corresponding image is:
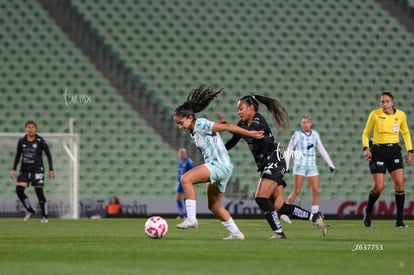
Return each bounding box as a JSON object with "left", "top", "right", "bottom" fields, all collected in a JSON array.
[{"left": 144, "top": 216, "right": 168, "bottom": 239}]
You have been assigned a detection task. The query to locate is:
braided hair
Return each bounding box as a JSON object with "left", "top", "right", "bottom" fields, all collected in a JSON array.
[
  {"left": 174, "top": 86, "right": 223, "bottom": 119},
  {"left": 239, "top": 95, "right": 289, "bottom": 132}
]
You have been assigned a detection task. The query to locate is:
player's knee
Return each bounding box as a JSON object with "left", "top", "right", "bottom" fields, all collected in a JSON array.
[
  {"left": 35, "top": 188, "right": 47, "bottom": 202},
  {"left": 16, "top": 185, "right": 25, "bottom": 197},
  {"left": 208, "top": 202, "right": 220, "bottom": 213},
  {"left": 376, "top": 183, "right": 385, "bottom": 192},
  {"left": 180, "top": 176, "right": 190, "bottom": 186},
  {"left": 255, "top": 197, "right": 273, "bottom": 212},
  {"left": 393, "top": 181, "right": 404, "bottom": 192}
]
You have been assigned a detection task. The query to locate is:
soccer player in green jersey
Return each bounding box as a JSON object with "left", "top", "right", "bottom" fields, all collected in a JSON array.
[{"left": 173, "top": 86, "right": 264, "bottom": 240}]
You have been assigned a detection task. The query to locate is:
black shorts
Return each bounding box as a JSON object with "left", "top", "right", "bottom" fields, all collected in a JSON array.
[
  {"left": 260, "top": 152, "right": 287, "bottom": 188},
  {"left": 17, "top": 170, "right": 45, "bottom": 187},
  {"left": 369, "top": 143, "right": 403, "bottom": 174}
]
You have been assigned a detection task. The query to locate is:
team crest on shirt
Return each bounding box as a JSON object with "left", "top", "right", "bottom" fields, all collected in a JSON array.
[{"left": 33, "top": 143, "right": 38, "bottom": 149}]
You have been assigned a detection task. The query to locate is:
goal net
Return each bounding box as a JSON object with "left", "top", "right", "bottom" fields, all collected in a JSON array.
[{"left": 0, "top": 133, "right": 80, "bottom": 219}]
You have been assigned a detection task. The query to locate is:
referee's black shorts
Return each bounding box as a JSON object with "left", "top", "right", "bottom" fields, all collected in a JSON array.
[{"left": 369, "top": 143, "right": 404, "bottom": 174}]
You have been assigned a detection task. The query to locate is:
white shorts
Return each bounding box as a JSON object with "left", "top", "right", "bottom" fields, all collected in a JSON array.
[
  {"left": 293, "top": 164, "right": 319, "bottom": 177},
  {"left": 204, "top": 161, "right": 233, "bottom": 193}
]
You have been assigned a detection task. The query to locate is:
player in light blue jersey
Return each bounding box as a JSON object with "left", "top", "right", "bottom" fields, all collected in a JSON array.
[
  {"left": 175, "top": 148, "right": 193, "bottom": 219},
  {"left": 173, "top": 86, "right": 264, "bottom": 240},
  {"left": 283, "top": 116, "right": 335, "bottom": 223}
]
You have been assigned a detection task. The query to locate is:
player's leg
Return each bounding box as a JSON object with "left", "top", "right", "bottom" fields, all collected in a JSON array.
[
  {"left": 207, "top": 184, "right": 244, "bottom": 240},
  {"left": 15, "top": 171, "right": 35, "bottom": 221},
  {"left": 255, "top": 178, "right": 286, "bottom": 239},
  {"left": 390, "top": 168, "right": 406, "bottom": 227},
  {"left": 287, "top": 174, "right": 305, "bottom": 204},
  {"left": 177, "top": 165, "right": 210, "bottom": 229},
  {"left": 307, "top": 175, "right": 320, "bottom": 214},
  {"left": 364, "top": 150, "right": 386, "bottom": 227},
  {"left": 32, "top": 172, "right": 48, "bottom": 223},
  {"left": 281, "top": 173, "right": 304, "bottom": 224},
  {"left": 35, "top": 187, "right": 48, "bottom": 223},
  {"left": 175, "top": 183, "right": 186, "bottom": 218},
  {"left": 275, "top": 184, "right": 326, "bottom": 236},
  {"left": 364, "top": 173, "right": 385, "bottom": 227},
  {"left": 16, "top": 181, "right": 35, "bottom": 221}
]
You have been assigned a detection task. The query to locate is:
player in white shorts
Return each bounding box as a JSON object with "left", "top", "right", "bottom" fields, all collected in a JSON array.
[
  {"left": 173, "top": 86, "right": 264, "bottom": 240},
  {"left": 283, "top": 116, "right": 335, "bottom": 223}
]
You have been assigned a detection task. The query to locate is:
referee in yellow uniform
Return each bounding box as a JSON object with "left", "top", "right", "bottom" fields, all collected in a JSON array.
[{"left": 362, "top": 92, "right": 412, "bottom": 227}]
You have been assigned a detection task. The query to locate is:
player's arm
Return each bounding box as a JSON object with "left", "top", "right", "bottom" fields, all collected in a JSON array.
[
  {"left": 362, "top": 111, "right": 375, "bottom": 160},
  {"left": 42, "top": 140, "right": 56, "bottom": 178},
  {"left": 215, "top": 113, "right": 242, "bottom": 150},
  {"left": 10, "top": 140, "right": 22, "bottom": 178},
  {"left": 213, "top": 122, "right": 264, "bottom": 139},
  {"left": 400, "top": 112, "right": 413, "bottom": 165},
  {"left": 316, "top": 135, "right": 335, "bottom": 171}
]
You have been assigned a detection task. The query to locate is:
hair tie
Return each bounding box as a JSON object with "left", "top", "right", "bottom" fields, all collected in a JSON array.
[{"left": 251, "top": 95, "right": 258, "bottom": 104}]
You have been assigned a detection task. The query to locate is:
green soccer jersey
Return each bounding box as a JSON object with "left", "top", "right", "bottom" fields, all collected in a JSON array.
[{"left": 190, "top": 118, "right": 232, "bottom": 167}]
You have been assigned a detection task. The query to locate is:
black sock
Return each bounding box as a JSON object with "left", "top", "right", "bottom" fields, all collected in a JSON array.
[
  {"left": 279, "top": 203, "right": 311, "bottom": 220},
  {"left": 366, "top": 190, "right": 380, "bottom": 216},
  {"left": 395, "top": 191, "right": 405, "bottom": 222},
  {"left": 255, "top": 197, "right": 282, "bottom": 232},
  {"left": 16, "top": 186, "right": 35, "bottom": 213},
  {"left": 35, "top": 188, "right": 48, "bottom": 218}
]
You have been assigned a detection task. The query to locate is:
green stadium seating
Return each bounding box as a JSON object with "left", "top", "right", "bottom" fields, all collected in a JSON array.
[
  {"left": 1, "top": 0, "right": 414, "bottom": 203},
  {"left": 0, "top": 1, "right": 178, "bottom": 201}
]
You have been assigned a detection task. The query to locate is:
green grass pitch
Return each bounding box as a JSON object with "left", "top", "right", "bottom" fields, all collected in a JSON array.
[{"left": 0, "top": 218, "right": 412, "bottom": 275}]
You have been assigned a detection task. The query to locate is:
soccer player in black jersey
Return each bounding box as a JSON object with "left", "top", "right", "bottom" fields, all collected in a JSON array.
[
  {"left": 9, "top": 121, "right": 55, "bottom": 223},
  {"left": 216, "top": 95, "right": 326, "bottom": 238}
]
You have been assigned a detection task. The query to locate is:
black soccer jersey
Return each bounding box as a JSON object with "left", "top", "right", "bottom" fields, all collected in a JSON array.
[
  {"left": 225, "top": 113, "right": 278, "bottom": 171},
  {"left": 12, "top": 134, "right": 54, "bottom": 172}
]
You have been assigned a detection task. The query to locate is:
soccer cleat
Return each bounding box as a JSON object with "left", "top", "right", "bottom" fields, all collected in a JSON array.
[
  {"left": 363, "top": 212, "right": 371, "bottom": 227},
  {"left": 23, "top": 212, "right": 33, "bottom": 222},
  {"left": 395, "top": 221, "right": 408, "bottom": 227},
  {"left": 270, "top": 232, "right": 287, "bottom": 239},
  {"left": 280, "top": 214, "right": 292, "bottom": 224},
  {"left": 312, "top": 212, "right": 327, "bottom": 236},
  {"left": 223, "top": 232, "right": 245, "bottom": 240},
  {"left": 176, "top": 218, "right": 198, "bottom": 229},
  {"left": 40, "top": 217, "right": 48, "bottom": 223}
]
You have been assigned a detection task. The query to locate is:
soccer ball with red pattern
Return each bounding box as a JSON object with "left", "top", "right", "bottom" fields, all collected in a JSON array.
[{"left": 144, "top": 216, "right": 168, "bottom": 239}]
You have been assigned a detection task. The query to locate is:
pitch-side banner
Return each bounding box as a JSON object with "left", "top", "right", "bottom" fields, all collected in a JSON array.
[{"left": 1, "top": 199, "right": 414, "bottom": 218}]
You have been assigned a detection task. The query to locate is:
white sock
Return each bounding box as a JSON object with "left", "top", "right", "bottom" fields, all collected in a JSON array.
[
  {"left": 221, "top": 218, "right": 241, "bottom": 235},
  {"left": 185, "top": 199, "right": 196, "bottom": 219},
  {"left": 311, "top": 205, "right": 319, "bottom": 214}
]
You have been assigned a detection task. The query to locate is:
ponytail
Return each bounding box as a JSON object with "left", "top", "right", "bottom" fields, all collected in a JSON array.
[
  {"left": 174, "top": 86, "right": 222, "bottom": 118},
  {"left": 240, "top": 95, "right": 289, "bottom": 131}
]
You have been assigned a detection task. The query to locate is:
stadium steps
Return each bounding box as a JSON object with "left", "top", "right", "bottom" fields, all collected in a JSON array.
[{"left": 0, "top": 0, "right": 178, "bottom": 200}]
